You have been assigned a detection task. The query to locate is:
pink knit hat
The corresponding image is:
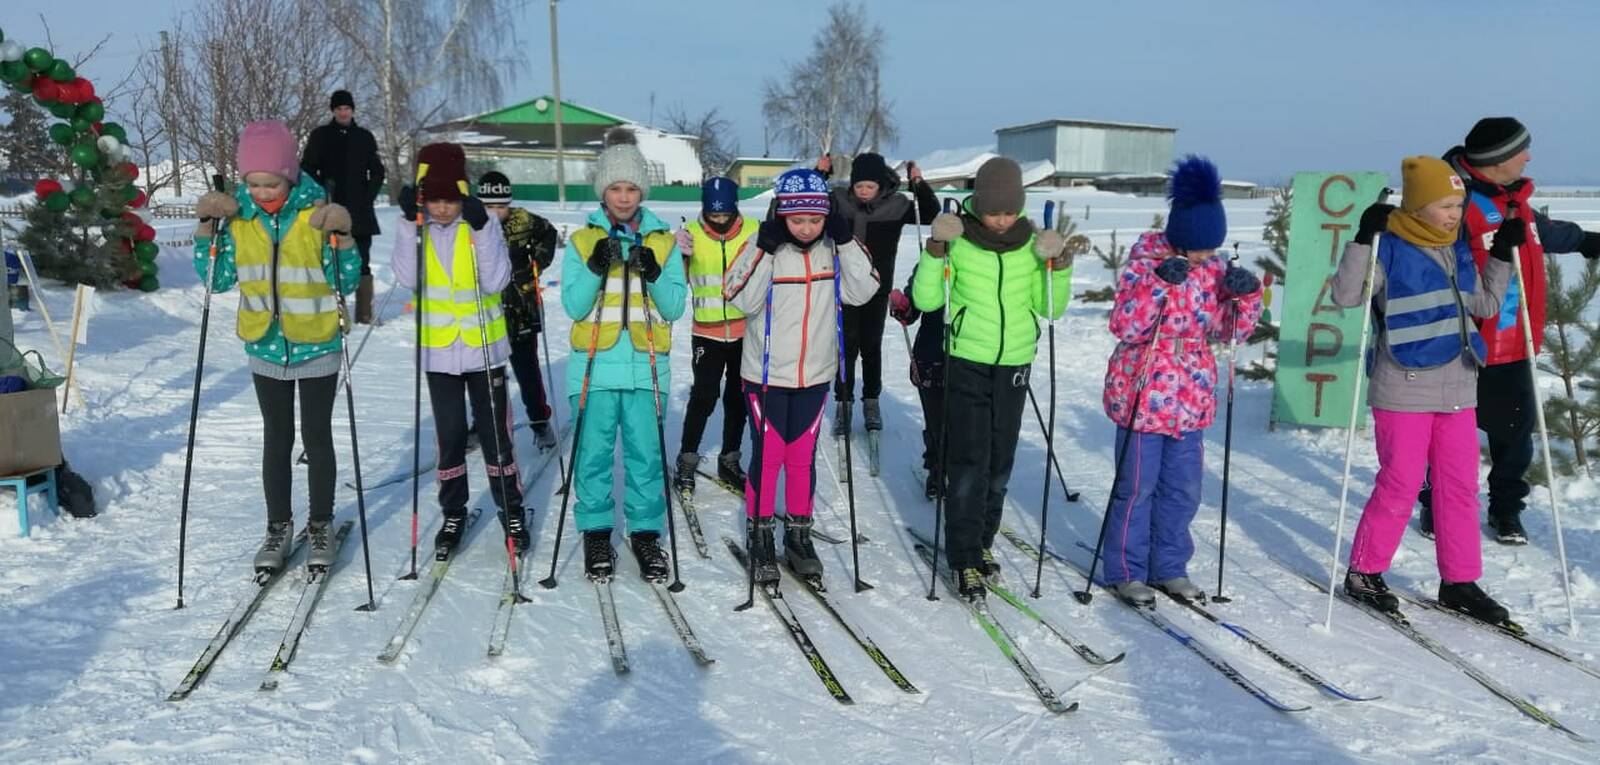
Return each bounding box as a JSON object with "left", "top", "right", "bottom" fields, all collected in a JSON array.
[{"left": 235, "top": 120, "right": 299, "bottom": 183}]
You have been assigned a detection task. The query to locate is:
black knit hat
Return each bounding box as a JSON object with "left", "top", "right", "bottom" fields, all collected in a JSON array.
[
  {"left": 477, "top": 171, "right": 513, "bottom": 204},
  {"left": 330, "top": 89, "right": 354, "bottom": 110},
  {"left": 849, "top": 152, "right": 890, "bottom": 187},
  {"left": 1464, "top": 117, "right": 1530, "bottom": 167}
]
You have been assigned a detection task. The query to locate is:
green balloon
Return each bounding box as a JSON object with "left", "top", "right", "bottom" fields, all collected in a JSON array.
[
  {"left": 0, "top": 60, "right": 24, "bottom": 84},
  {"left": 139, "top": 274, "right": 159, "bottom": 292},
  {"left": 47, "top": 101, "right": 75, "bottom": 119},
  {"left": 23, "top": 48, "right": 53, "bottom": 72},
  {"left": 48, "top": 59, "right": 73, "bottom": 83},
  {"left": 138, "top": 259, "right": 158, "bottom": 277},
  {"left": 135, "top": 240, "right": 159, "bottom": 259},
  {"left": 70, "top": 115, "right": 92, "bottom": 134},
  {"left": 100, "top": 122, "right": 126, "bottom": 142},
  {"left": 48, "top": 122, "right": 74, "bottom": 145},
  {"left": 122, "top": 185, "right": 141, "bottom": 202},
  {"left": 77, "top": 101, "right": 104, "bottom": 123},
  {"left": 70, "top": 143, "right": 99, "bottom": 168},
  {"left": 70, "top": 186, "right": 95, "bottom": 208},
  {"left": 43, "top": 191, "right": 70, "bottom": 212}
]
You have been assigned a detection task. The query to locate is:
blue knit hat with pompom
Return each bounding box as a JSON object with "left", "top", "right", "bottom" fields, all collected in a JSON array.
[{"left": 1164, "top": 155, "right": 1226, "bottom": 251}]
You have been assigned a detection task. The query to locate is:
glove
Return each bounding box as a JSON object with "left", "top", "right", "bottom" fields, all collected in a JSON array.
[
  {"left": 1489, "top": 218, "right": 1527, "bottom": 262},
  {"left": 461, "top": 197, "right": 489, "bottom": 231},
  {"left": 1155, "top": 256, "right": 1191, "bottom": 285},
  {"left": 675, "top": 227, "right": 695, "bottom": 257},
  {"left": 398, "top": 184, "right": 418, "bottom": 222},
  {"left": 1353, "top": 202, "right": 1396, "bottom": 246},
  {"left": 1033, "top": 229, "right": 1066, "bottom": 262},
  {"left": 196, "top": 191, "right": 239, "bottom": 221},
  {"left": 1579, "top": 231, "right": 1600, "bottom": 260},
  {"left": 927, "top": 212, "right": 963, "bottom": 258},
  {"left": 816, "top": 154, "right": 833, "bottom": 175},
  {"left": 587, "top": 237, "right": 621, "bottom": 276},
  {"left": 1222, "top": 264, "right": 1261, "bottom": 295},
  {"left": 826, "top": 212, "right": 853, "bottom": 243},
  {"left": 757, "top": 218, "right": 786, "bottom": 253},
  {"left": 888, "top": 288, "right": 914, "bottom": 326},
  {"left": 630, "top": 244, "right": 662, "bottom": 283},
  {"left": 309, "top": 201, "right": 352, "bottom": 233}
]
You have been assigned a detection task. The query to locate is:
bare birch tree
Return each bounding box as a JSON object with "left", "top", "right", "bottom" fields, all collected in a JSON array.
[
  {"left": 760, "top": 2, "right": 896, "bottom": 158},
  {"left": 663, "top": 103, "right": 738, "bottom": 176}
]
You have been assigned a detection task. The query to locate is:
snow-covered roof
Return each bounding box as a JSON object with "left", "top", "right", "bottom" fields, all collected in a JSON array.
[
  {"left": 623, "top": 123, "right": 703, "bottom": 186},
  {"left": 995, "top": 118, "right": 1176, "bottom": 134}
]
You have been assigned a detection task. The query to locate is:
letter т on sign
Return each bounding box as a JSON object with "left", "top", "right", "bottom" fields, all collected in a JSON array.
[{"left": 1270, "top": 171, "right": 1387, "bottom": 428}]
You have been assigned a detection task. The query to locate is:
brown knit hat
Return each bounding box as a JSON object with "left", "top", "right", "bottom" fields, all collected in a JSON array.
[
  {"left": 417, "top": 143, "right": 470, "bottom": 201},
  {"left": 1400, "top": 155, "right": 1465, "bottom": 212},
  {"left": 971, "top": 157, "right": 1025, "bottom": 216}
]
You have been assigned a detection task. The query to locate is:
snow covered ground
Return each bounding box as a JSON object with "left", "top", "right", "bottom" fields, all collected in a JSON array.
[{"left": 4, "top": 189, "right": 1600, "bottom": 763}]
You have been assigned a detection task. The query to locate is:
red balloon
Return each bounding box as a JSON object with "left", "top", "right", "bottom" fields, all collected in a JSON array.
[
  {"left": 115, "top": 238, "right": 133, "bottom": 254},
  {"left": 52, "top": 80, "right": 76, "bottom": 104},
  {"left": 33, "top": 178, "right": 62, "bottom": 198},
  {"left": 130, "top": 189, "right": 148, "bottom": 208},
  {"left": 75, "top": 78, "right": 94, "bottom": 101},
  {"left": 123, "top": 162, "right": 139, "bottom": 181},
  {"left": 31, "top": 77, "right": 57, "bottom": 102},
  {"left": 135, "top": 223, "right": 156, "bottom": 242}
]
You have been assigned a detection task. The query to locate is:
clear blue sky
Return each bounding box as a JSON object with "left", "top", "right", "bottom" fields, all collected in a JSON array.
[{"left": 9, "top": 0, "right": 1600, "bottom": 184}]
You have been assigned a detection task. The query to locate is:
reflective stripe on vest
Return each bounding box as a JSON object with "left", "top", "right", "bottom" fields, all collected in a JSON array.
[
  {"left": 687, "top": 218, "right": 753, "bottom": 324},
  {"left": 232, "top": 208, "right": 339, "bottom": 344},
  {"left": 568, "top": 226, "right": 674, "bottom": 352},
  {"left": 420, "top": 223, "right": 507, "bottom": 348},
  {"left": 1378, "top": 235, "right": 1487, "bottom": 369}
]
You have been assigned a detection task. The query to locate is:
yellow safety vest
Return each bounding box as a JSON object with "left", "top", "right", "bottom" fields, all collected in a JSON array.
[
  {"left": 231, "top": 208, "right": 340, "bottom": 344},
  {"left": 420, "top": 223, "right": 507, "bottom": 348},
  {"left": 686, "top": 218, "right": 754, "bottom": 325},
  {"left": 569, "top": 226, "right": 674, "bottom": 352}
]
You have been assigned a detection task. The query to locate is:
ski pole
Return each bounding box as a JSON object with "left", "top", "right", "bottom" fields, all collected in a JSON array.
[
  {"left": 1324, "top": 188, "right": 1392, "bottom": 630},
  {"left": 403, "top": 173, "right": 427, "bottom": 581},
  {"left": 635, "top": 233, "right": 687, "bottom": 593},
  {"left": 927, "top": 235, "right": 954, "bottom": 601},
  {"left": 467, "top": 233, "right": 529, "bottom": 604},
  {"left": 540, "top": 234, "right": 613, "bottom": 590},
  {"left": 1075, "top": 302, "right": 1168, "bottom": 605},
  {"left": 1031, "top": 243, "right": 1061, "bottom": 599},
  {"left": 1214, "top": 243, "right": 1242, "bottom": 604},
  {"left": 737, "top": 277, "right": 775, "bottom": 612},
  {"left": 348, "top": 284, "right": 399, "bottom": 368},
  {"left": 1502, "top": 201, "right": 1578, "bottom": 635},
  {"left": 175, "top": 173, "right": 229, "bottom": 610},
  {"left": 1024, "top": 386, "right": 1080, "bottom": 503},
  {"left": 531, "top": 259, "right": 568, "bottom": 489},
  {"left": 834, "top": 241, "right": 871, "bottom": 593}
]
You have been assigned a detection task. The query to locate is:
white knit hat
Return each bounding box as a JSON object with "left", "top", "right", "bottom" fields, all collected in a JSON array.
[{"left": 591, "top": 127, "right": 651, "bottom": 199}]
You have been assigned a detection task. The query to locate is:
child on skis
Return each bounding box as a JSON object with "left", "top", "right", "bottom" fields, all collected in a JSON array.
[
  {"left": 889, "top": 272, "right": 945, "bottom": 500},
  {"left": 673, "top": 177, "right": 755, "bottom": 494},
  {"left": 723, "top": 168, "right": 880, "bottom": 582},
  {"left": 192, "top": 119, "right": 362, "bottom": 574},
  {"left": 476, "top": 171, "right": 560, "bottom": 451},
  {"left": 1334, "top": 156, "right": 1514, "bottom": 624},
  {"left": 911, "top": 157, "right": 1073, "bottom": 599},
  {"left": 815, "top": 152, "right": 939, "bottom": 443},
  {"left": 1097, "top": 156, "right": 1262, "bottom": 607},
  {"left": 390, "top": 143, "right": 530, "bottom": 558},
  {"left": 559, "top": 128, "right": 688, "bottom": 582}
]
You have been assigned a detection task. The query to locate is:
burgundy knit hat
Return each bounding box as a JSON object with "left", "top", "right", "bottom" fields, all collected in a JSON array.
[
  {"left": 417, "top": 143, "right": 469, "bottom": 201},
  {"left": 236, "top": 120, "right": 299, "bottom": 183}
]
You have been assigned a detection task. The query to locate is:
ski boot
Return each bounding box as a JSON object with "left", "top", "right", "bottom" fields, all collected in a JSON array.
[
  {"left": 717, "top": 451, "right": 747, "bottom": 489},
  {"left": 748, "top": 516, "right": 781, "bottom": 585},
  {"left": 674, "top": 452, "right": 700, "bottom": 494},
  {"left": 583, "top": 529, "right": 616, "bottom": 581},
  {"left": 979, "top": 547, "right": 1002, "bottom": 583},
  {"left": 1439, "top": 581, "right": 1511, "bottom": 626},
  {"left": 532, "top": 419, "right": 558, "bottom": 451},
  {"left": 1488, "top": 513, "right": 1528, "bottom": 546},
  {"left": 499, "top": 507, "right": 531, "bottom": 556},
  {"left": 254, "top": 520, "right": 294, "bottom": 575},
  {"left": 306, "top": 520, "right": 337, "bottom": 571},
  {"left": 1417, "top": 480, "right": 1435, "bottom": 539},
  {"left": 1343, "top": 570, "right": 1400, "bottom": 613},
  {"left": 861, "top": 398, "right": 882, "bottom": 475},
  {"left": 434, "top": 509, "right": 469, "bottom": 560},
  {"left": 1154, "top": 577, "right": 1206, "bottom": 604},
  {"left": 1112, "top": 580, "right": 1157, "bottom": 607},
  {"left": 957, "top": 567, "right": 987, "bottom": 601},
  {"left": 630, "top": 531, "right": 670, "bottom": 583},
  {"left": 783, "top": 515, "right": 823, "bottom": 584},
  {"left": 832, "top": 399, "right": 852, "bottom": 438}
]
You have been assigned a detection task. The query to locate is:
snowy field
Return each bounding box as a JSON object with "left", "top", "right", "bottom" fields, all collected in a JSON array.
[{"left": 5, "top": 188, "right": 1600, "bottom": 763}]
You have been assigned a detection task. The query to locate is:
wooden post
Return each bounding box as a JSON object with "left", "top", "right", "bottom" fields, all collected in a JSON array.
[
  {"left": 60, "top": 285, "right": 86, "bottom": 414},
  {"left": 15, "top": 252, "right": 81, "bottom": 404}
]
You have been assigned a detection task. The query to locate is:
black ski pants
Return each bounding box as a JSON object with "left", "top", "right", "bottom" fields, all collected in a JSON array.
[
  {"left": 837, "top": 284, "right": 891, "bottom": 401},
  {"left": 427, "top": 367, "right": 522, "bottom": 513},
  {"left": 1420, "top": 359, "right": 1535, "bottom": 519},
  {"left": 680, "top": 336, "right": 746, "bottom": 456},
  {"left": 942, "top": 358, "right": 1029, "bottom": 571},
  {"left": 913, "top": 358, "right": 945, "bottom": 478},
  {"left": 507, "top": 329, "right": 551, "bottom": 425},
  {"left": 254, "top": 373, "right": 338, "bottom": 525}
]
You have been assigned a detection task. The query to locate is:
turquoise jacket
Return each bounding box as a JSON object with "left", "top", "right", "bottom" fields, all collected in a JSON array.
[
  {"left": 560, "top": 206, "right": 688, "bottom": 393},
  {"left": 192, "top": 175, "right": 362, "bottom": 368}
]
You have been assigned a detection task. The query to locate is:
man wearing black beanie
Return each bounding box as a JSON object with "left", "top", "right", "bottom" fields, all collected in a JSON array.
[{"left": 1419, "top": 118, "right": 1600, "bottom": 545}]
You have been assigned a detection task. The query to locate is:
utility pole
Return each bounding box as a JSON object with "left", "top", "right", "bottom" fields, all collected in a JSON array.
[
  {"left": 160, "top": 31, "right": 181, "bottom": 195},
  {"left": 549, "top": 0, "right": 566, "bottom": 209}
]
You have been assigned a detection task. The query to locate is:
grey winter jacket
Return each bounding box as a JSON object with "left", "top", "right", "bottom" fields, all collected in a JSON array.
[
  {"left": 1331, "top": 239, "right": 1510, "bottom": 413},
  {"left": 724, "top": 236, "right": 880, "bottom": 389}
]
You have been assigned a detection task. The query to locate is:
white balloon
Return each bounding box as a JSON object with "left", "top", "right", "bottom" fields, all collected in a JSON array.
[
  {"left": 97, "top": 135, "right": 121, "bottom": 154},
  {"left": 0, "top": 41, "right": 24, "bottom": 62},
  {"left": 59, "top": 178, "right": 75, "bottom": 192}
]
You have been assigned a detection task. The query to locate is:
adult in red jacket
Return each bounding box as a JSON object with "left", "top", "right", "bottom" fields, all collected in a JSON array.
[{"left": 1417, "top": 118, "right": 1600, "bottom": 544}]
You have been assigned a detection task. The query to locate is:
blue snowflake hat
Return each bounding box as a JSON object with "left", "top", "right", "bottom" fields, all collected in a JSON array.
[
  {"left": 774, "top": 169, "right": 830, "bottom": 217},
  {"left": 702, "top": 176, "right": 739, "bottom": 216}
]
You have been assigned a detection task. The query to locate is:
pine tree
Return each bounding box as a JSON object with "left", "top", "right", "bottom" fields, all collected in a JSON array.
[
  {"left": 1538, "top": 256, "right": 1600, "bottom": 478},
  {"left": 1080, "top": 213, "right": 1162, "bottom": 303},
  {"left": 6, "top": 181, "right": 139, "bottom": 289},
  {"left": 1242, "top": 188, "right": 1291, "bottom": 381},
  {"left": 0, "top": 89, "right": 66, "bottom": 181}
]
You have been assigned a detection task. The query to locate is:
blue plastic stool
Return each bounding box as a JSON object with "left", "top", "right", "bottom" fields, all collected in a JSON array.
[{"left": 2, "top": 465, "right": 59, "bottom": 538}]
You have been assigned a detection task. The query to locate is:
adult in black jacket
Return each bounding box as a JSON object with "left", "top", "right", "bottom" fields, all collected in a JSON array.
[
  {"left": 816, "top": 152, "right": 939, "bottom": 437},
  {"left": 300, "top": 89, "right": 387, "bottom": 323}
]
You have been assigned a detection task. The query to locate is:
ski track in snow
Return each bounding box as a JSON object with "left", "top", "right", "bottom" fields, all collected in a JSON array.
[{"left": 3, "top": 191, "right": 1600, "bottom": 762}]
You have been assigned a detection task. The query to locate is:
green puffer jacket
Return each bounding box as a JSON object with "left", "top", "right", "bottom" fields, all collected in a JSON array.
[{"left": 910, "top": 215, "right": 1072, "bottom": 367}]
